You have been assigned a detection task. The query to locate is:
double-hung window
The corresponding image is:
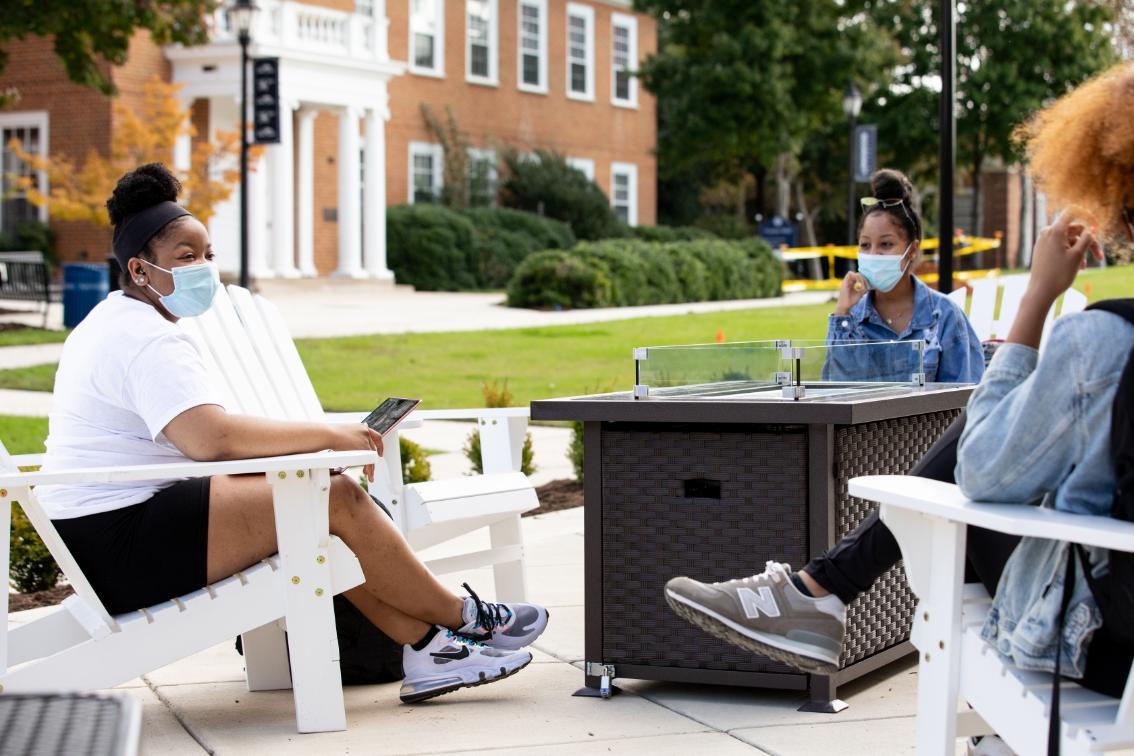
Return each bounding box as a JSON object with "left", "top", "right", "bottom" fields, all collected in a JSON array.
[
  {"left": 467, "top": 148, "right": 498, "bottom": 207},
  {"left": 517, "top": 0, "right": 547, "bottom": 93},
  {"left": 610, "top": 162, "right": 638, "bottom": 226},
  {"left": 611, "top": 13, "right": 638, "bottom": 107},
  {"left": 466, "top": 0, "right": 498, "bottom": 85},
  {"left": 566, "top": 157, "right": 595, "bottom": 182},
  {"left": 566, "top": 3, "right": 594, "bottom": 101},
  {"left": 408, "top": 142, "right": 443, "bottom": 204},
  {"left": 410, "top": 0, "right": 444, "bottom": 77},
  {"left": 0, "top": 112, "right": 48, "bottom": 235}
]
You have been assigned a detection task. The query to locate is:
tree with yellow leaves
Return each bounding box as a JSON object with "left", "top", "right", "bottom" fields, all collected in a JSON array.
[{"left": 9, "top": 76, "right": 258, "bottom": 227}]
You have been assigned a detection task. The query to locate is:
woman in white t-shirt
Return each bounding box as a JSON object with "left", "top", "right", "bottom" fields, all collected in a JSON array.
[{"left": 40, "top": 163, "right": 548, "bottom": 704}]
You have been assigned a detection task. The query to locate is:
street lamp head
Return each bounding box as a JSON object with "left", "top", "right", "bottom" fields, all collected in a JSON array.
[
  {"left": 842, "top": 83, "right": 863, "bottom": 120},
  {"left": 226, "top": 0, "right": 258, "bottom": 42}
]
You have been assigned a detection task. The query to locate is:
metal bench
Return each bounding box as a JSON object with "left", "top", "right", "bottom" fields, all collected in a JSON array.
[{"left": 0, "top": 251, "right": 51, "bottom": 327}]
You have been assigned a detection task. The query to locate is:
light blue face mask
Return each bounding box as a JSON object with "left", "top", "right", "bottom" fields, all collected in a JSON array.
[
  {"left": 857, "top": 242, "right": 914, "bottom": 293},
  {"left": 141, "top": 260, "right": 220, "bottom": 318}
]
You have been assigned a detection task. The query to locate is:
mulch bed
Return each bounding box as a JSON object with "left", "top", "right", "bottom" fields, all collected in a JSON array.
[
  {"left": 527, "top": 478, "right": 583, "bottom": 517},
  {"left": 9, "top": 584, "right": 74, "bottom": 612},
  {"left": 8, "top": 479, "right": 583, "bottom": 611}
]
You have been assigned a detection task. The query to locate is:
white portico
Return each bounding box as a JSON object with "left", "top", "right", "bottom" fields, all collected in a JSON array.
[{"left": 165, "top": 0, "right": 403, "bottom": 280}]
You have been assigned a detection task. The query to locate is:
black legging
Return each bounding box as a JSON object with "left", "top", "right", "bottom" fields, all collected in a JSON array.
[
  {"left": 804, "top": 412, "right": 1132, "bottom": 696},
  {"left": 804, "top": 413, "right": 1020, "bottom": 602}
]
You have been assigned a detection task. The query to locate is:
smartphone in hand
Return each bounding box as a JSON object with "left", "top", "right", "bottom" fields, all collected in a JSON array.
[{"left": 362, "top": 397, "right": 422, "bottom": 437}]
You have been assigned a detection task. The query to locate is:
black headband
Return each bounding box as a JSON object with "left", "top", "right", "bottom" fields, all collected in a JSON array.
[{"left": 111, "top": 201, "right": 191, "bottom": 270}]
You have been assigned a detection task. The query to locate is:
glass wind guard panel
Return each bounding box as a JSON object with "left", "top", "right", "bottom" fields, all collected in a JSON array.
[{"left": 634, "top": 340, "right": 926, "bottom": 400}]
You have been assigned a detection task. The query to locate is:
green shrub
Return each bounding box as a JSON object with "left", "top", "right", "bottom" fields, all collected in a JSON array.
[
  {"left": 694, "top": 214, "right": 751, "bottom": 240},
  {"left": 464, "top": 427, "right": 536, "bottom": 476},
  {"left": 630, "top": 225, "right": 717, "bottom": 243},
  {"left": 462, "top": 380, "right": 536, "bottom": 476},
  {"left": 10, "top": 504, "right": 61, "bottom": 594},
  {"left": 568, "top": 421, "right": 584, "bottom": 482},
  {"left": 461, "top": 207, "right": 575, "bottom": 250},
  {"left": 387, "top": 205, "right": 576, "bottom": 291},
  {"left": 506, "top": 238, "right": 782, "bottom": 310},
  {"left": 500, "top": 150, "right": 624, "bottom": 241},
  {"left": 507, "top": 251, "right": 613, "bottom": 309},
  {"left": 386, "top": 205, "right": 478, "bottom": 291},
  {"left": 0, "top": 221, "right": 57, "bottom": 268},
  {"left": 400, "top": 436, "right": 432, "bottom": 483}
]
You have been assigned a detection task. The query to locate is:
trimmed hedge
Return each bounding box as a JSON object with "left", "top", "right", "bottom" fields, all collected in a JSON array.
[
  {"left": 629, "top": 225, "right": 717, "bottom": 243},
  {"left": 500, "top": 150, "right": 626, "bottom": 241},
  {"left": 386, "top": 205, "right": 574, "bottom": 291},
  {"left": 506, "top": 238, "right": 782, "bottom": 309}
]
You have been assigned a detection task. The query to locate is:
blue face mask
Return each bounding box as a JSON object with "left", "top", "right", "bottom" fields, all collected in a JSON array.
[
  {"left": 858, "top": 242, "right": 914, "bottom": 293},
  {"left": 141, "top": 260, "right": 220, "bottom": 318}
]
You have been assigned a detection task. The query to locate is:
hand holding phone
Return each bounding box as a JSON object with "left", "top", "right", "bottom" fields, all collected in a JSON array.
[{"left": 362, "top": 397, "right": 422, "bottom": 437}]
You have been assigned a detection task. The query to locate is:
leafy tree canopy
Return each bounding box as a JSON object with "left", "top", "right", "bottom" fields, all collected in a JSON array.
[{"left": 1, "top": 0, "right": 214, "bottom": 97}]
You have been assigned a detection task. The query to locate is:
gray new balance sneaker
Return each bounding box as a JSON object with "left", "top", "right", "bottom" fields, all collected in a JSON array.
[
  {"left": 664, "top": 561, "right": 846, "bottom": 674},
  {"left": 400, "top": 627, "right": 532, "bottom": 704}
]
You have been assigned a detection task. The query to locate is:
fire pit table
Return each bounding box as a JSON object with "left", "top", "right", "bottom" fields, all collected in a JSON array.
[{"left": 531, "top": 340, "right": 973, "bottom": 711}]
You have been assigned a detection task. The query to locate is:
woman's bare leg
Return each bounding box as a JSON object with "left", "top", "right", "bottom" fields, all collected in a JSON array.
[{"left": 206, "top": 472, "right": 463, "bottom": 643}]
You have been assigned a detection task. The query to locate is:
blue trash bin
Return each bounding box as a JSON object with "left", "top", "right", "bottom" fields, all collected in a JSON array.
[{"left": 63, "top": 263, "right": 110, "bottom": 328}]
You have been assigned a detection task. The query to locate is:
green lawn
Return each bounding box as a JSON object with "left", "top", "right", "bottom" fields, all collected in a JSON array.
[
  {"left": 0, "top": 263, "right": 1130, "bottom": 414},
  {"left": 0, "top": 327, "right": 69, "bottom": 347},
  {"left": 0, "top": 415, "right": 48, "bottom": 455}
]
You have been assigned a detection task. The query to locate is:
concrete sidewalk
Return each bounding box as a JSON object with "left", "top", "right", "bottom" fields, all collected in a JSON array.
[{"left": 10, "top": 505, "right": 937, "bottom": 755}]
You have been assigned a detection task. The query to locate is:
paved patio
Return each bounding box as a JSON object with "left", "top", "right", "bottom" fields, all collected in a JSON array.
[{"left": 10, "top": 504, "right": 947, "bottom": 755}]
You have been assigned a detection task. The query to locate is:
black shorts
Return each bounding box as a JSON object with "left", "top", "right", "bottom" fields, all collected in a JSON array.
[{"left": 54, "top": 477, "right": 211, "bottom": 616}]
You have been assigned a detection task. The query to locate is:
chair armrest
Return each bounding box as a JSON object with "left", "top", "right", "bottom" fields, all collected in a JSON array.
[
  {"left": 850, "top": 475, "right": 1134, "bottom": 553},
  {"left": 321, "top": 411, "right": 424, "bottom": 430},
  {"left": 0, "top": 449, "right": 377, "bottom": 488},
  {"left": 413, "top": 408, "right": 530, "bottom": 421}
]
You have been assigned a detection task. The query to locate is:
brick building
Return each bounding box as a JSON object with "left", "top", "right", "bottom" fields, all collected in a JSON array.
[{"left": 0, "top": 0, "right": 657, "bottom": 279}]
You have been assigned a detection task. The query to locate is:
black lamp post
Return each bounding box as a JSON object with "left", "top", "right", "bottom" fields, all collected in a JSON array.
[
  {"left": 227, "top": 0, "right": 257, "bottom": 289},
  {"left": 842, "top": 83, "right": 863, "bottom": 248},
  {"left": 938, "top": 0, "right": 956, "bottom": 294}
]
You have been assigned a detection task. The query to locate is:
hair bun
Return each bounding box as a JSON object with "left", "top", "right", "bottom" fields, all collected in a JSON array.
[
  {"left": 106, "top": 163, "right": 182, "bottom": 226},
  {"left": 870, "top": 168, "right": 914, "bottom": 203}
]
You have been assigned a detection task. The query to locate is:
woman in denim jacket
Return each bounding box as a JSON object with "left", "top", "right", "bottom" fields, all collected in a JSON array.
[
  {"left": 664, "top": 65, "right": 1134, "bottom": 697},
  {"left": 825, "top": 169, "right": 983, "bottom": 385}
]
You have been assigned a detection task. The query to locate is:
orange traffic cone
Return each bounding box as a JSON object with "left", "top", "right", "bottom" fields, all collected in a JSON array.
[{"left": 716, "top": 329, "right": 725, "bottom": 343}]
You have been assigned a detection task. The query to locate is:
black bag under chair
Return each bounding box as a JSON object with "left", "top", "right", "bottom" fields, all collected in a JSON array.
[{"left": 235, "top": 493, "right": 404, "bottom": 684}]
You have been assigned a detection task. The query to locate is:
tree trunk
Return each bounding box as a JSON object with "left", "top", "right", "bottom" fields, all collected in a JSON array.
[
  {"left": 773, "top": 153, "right": 793, "bottom": 218},
  {"left": 794, "top": 179, "right": 822, "bottom": 279}
]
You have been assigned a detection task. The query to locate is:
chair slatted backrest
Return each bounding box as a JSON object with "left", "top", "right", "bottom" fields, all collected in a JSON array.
[
  {"left": 967, "top": 278, "right": 999, "bottom": 341},
  {"left": 178, "top": 318, "right": 243, "bottom": 414},
  {"left": 0, "top": 442, "right": 117, "bottom": 635},
  {"left": 227, "top": 287, "right": 313, "bottom": 421},
  {"left": 207, "top": 289, "right": 289, "bottom": 419},
  {"left": 248, "top": 291, "right": 325, "bottom": 420},
  {"left": 188, "top": 300, "right": 266, "bottom": 416}
]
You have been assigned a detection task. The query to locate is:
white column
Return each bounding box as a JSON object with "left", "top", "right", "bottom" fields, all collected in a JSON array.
[
  {"left": 268, "top": 101, "right": 299, "bottom": 277},
  {"left": 249, "top": 151, "right": 273, "bottom": 279},
  {"left": 335, "top": 107, "right": 365, "bottom": 278},
  {"left": 296, "top": 109, "right": 318, "bottom": 277},
  {"left": 362, "top": 106, "right": 393, "bottom": 281}
]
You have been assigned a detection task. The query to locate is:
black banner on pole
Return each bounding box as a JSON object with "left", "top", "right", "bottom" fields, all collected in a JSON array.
[
  {"left": 252, "top": 57, "right": 280, "bottom": 145},
  {"left": 853, "top": 125, "right": 877, "bottom": 183}
]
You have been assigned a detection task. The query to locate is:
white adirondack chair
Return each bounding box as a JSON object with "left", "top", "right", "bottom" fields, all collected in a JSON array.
[
  {"left": 947, "top": 274, "right": 1088, "bottom": 344},
  {"left": 849, "top": 475, "right": 1134, "bottom": 755},
  {"left": 0, "top": 439, "right": 376, "bottom": 734},
  {"left": 178, "top": 284, "right": 538, "bottom": 602}
]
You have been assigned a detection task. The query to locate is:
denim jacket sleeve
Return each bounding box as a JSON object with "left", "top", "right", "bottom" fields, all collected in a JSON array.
[
  {"left": 934, "top": 301, "right": 985, "bottom": 384},
  {"left": 955, "top": 319, "right": 1081, "bottom": 504}
]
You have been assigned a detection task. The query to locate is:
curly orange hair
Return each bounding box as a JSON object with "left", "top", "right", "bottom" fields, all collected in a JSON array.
[{"left": 1017, "top": 63, "right": 1134, "bottom": 236}]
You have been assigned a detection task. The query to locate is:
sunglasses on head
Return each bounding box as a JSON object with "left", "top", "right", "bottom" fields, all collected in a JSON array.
[{"left": 860, "top": 196, "right": 915, "bottom": 230}]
